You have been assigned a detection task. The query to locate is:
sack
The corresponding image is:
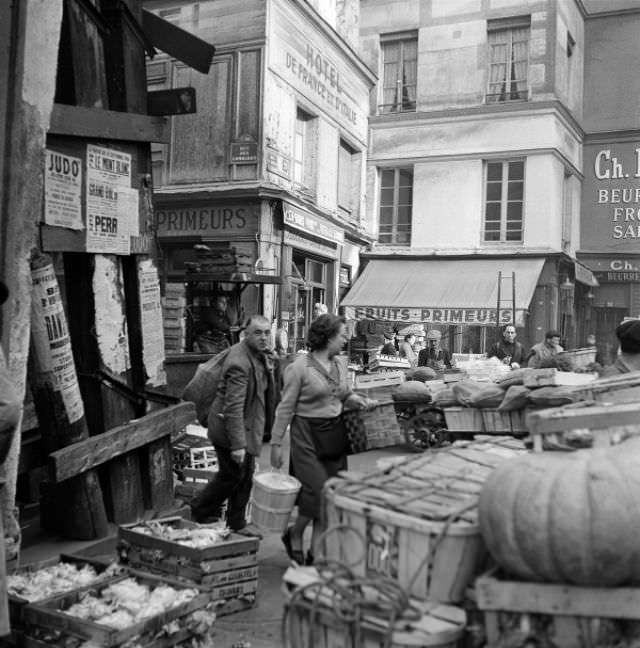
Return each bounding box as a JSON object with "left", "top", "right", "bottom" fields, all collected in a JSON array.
[
  {"left": 468, "top": 384, "right": 506, "bottom": 409},
  {"left": 498, "top": 385, "right": 531, "bottom": 411},
  {"left": 182, "top": 348, "right": 231, "bottom": 425},
  {"left": 305, "top": 416, "right": 348, "bottom": 460},
  {"left": 392, "top": 381, "right": 432, "bottom": 403}
]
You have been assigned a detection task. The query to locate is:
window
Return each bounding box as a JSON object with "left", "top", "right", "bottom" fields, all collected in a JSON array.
[
  {"left": 293, "top": 108, "right": 317, "bottom": 193},
  {"left": 380, "top": 34, "right": 417, "bottom": 114},
  {"left": 484, "top": 160, "right": 524, "bottom": 242},
  {"left": 487, "top": 18, "right": 530, "bottom": 103},
  {"left": 338, "top": 138, "right": 360, "bottom": 219},
  {"left": 379, "top": 168, "right": 413, "bottom": 245}
]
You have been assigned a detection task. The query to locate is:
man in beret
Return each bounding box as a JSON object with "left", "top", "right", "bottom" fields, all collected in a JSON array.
[{"left": 602, "top": 319, "right": 640, "bottom": 376}]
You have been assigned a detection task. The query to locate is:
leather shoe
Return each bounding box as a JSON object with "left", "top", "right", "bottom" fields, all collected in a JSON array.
[
  {"left": 281, "top": 527, "right": 294, "bottom": 559},
  {"left": 233, "top": 524, "right": 263, "bottom": 539}
]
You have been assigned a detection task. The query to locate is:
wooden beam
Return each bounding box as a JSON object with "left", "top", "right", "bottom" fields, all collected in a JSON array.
[
  {"left": 49, "top": 104, "right": 169, "bottom": 143},
  {"left": 48, "top": 402, "right": 196, "bottom": 482}
]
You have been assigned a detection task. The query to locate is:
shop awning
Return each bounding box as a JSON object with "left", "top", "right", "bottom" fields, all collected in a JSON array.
[
  {"left": 574, "top": 260, "right": 599, "bottom": 287},
  {"left": 340, "top": 258, "right": 545, "bottom": 326}
]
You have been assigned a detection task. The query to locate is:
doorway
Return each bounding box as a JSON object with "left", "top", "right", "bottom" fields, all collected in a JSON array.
[{"left": 594, "top": 307, "right": 627, "bottom": 366}]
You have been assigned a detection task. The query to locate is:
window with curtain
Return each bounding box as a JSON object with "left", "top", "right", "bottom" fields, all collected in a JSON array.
[
  {"left": 487, "top": 18, "right": 530, "bottom": 103},
  {"left": 379, "top": 35, "right": 417, "bottom": 114},
  {"left": 292, "top": 107, "right": 317, "bottom": 192},
  {"left": 379, "top": 168, "right": 413, "bottom": 245},
  {"left": 483, "top": 160, "right": 524, "bottom": 242}
]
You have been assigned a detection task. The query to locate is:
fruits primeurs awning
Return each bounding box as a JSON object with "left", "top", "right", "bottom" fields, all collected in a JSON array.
[{"left": 340, "top": 258, "right": 545, "bottom": 326}]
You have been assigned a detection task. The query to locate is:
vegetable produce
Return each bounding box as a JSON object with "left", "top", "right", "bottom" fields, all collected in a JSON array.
[
  {"left": 479, "top": 437, "right": 640, "bottom": 586},
  {"left": 128, "top": 521, "right": 230, "bottom": 548}
]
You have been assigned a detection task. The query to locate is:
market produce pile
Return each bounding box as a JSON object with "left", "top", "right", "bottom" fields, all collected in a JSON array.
[
  {"left": 127, "top": 521, "right": 230, "bottom": 548},
  {"left": 63, "top": 577, "right": 199, "bottom": 629},
  {"left": 7, "top": 561, "right": 121, "bottom": 602}
]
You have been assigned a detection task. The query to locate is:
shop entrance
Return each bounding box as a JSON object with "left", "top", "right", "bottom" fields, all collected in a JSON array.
[{"left": 594, "top": 306, "right": 627, "bottom": 366}]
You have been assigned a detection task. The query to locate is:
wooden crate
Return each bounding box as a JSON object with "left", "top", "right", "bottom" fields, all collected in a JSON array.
[
  {"left": 117, "top": 517, "right": 258, "bottom": 617},
  {"left": 571, "top": 369, "right": 640, "bottom": 405},
  {"left": 21, "top": 571, "right": 210, "bottom": 648},
  {"left": 343, "top": 402, "right": 404, "bottom": 453},
  {"left": 476, "top": 569, "right": 640, "bottom": 648},
  {"left": 480, "top": 409, "right": 522, "bottom": 435},
  {"left": 523, "top": 368, "right": 597, "bottom": 388},
  {"left": 6, "top": 554, "right": 119, "bottom": 636},
  {"left": 526, "top": 401, "right": 640, "bottom": 452},
  {"left": 443, "top": 407, "right": 484, "bottom": 433},
  {"left": 282, "top": 566, "right": 466, "bottom": 648},
  {"left": 322, "top": 438, "right": 526, "bottom": 603}
]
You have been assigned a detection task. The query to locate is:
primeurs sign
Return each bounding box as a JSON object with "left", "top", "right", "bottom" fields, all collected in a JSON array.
[
  {"left": 155, "top": 204, "right": 259, "bottom": 237},
  {"left": 583, "top": 143, "right": 640, "bottom": 251},
  {"left": 344, "top": 306, "right": 525, "bottom": 326}
]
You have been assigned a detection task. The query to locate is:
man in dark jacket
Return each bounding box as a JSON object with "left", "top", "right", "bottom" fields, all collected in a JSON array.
[
  {"left": 488, "top": 324, "right": 527, "bottom": 369},
  {"left": 418, "top": 329, "right": 451, "bottom": 370},
  {"left": 191, "top": 315, "right": 281, "bottom": 534}
]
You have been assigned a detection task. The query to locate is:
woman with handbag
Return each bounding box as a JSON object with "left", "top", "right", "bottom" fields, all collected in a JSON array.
[{"left": 269, "top": 313, "right": 374, "bottom": 566}]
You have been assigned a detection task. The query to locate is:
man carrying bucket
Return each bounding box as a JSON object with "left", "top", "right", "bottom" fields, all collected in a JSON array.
[{"left": 191, "top": 315, "right": 281, "bottom": 537}]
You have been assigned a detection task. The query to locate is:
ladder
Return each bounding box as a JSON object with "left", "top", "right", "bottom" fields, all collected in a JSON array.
[{"left": 496, "top": 271, "right": 516, "bottom": 332}]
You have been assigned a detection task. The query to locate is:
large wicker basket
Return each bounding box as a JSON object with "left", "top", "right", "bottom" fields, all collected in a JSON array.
[{"left": 343, "top": 403, "right": 403, "bottom": 453}]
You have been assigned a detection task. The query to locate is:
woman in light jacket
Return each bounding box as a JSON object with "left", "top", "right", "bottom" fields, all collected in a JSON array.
[{"left": 270, "top": 314, "right": 373, "bottom": 565}]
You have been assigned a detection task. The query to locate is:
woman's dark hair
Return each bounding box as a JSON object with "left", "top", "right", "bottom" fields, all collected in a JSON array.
[{"left": 307, "top": 313, "right": 345, "bottom": 351}]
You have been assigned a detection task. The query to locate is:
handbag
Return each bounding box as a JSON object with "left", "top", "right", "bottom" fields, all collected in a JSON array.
[{"left": 304, "top": 416, "right": 349, "bottom": 460}]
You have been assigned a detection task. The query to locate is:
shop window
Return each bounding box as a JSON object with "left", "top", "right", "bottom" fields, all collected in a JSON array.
[
  {"left": 378, "top": 168, "right": 413, "bottom": 246},
  {"left": 293, "top": 108, "right": 317, "bottom": 194},
  {"left": 483, "top": 160, "right": 524, "bottom": 243},
  {"left": 486, "top": 17, "right": 530, "bottom": 103},
  {"left": 288, "top": 253, "right": 327, "bottom": 351},
  {"left": 338, "top": 138, "right": 360, "bottom": 221},
  {"left": 379, "top": 33, "right": 417, "bottom": 114}
]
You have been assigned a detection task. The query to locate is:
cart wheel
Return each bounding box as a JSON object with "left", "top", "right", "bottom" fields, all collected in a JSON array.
[{"left": 403, "top": 411, "right": 449, "bottom": 452}]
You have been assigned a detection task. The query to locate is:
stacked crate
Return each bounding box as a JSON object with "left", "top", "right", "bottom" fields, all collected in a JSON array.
[{"left": 162, "top": 283, "right": 187, "bottom": 353}]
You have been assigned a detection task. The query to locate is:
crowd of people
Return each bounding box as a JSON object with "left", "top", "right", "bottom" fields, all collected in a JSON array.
[{"left": 185, "top": 301, "right": 636, "bottom": 566}]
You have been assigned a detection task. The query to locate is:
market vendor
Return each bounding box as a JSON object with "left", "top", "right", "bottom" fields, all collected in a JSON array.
[
  {"left": 601, "top": 319, "right": 640, "bottom": 376},
  {"left": 418, "top": 329, "right": 452, "bottom": 370},
  {"left": 196, "top": 294, "right": 232, "bottom": 354},
  {"left": 527, "top": 329, "right": 563, "bottom": 368},
  {"left": 488, "top": 325, "right": 527, "bottom": 369}
]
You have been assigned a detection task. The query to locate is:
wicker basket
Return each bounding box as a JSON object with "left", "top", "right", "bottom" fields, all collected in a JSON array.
[
  {"left": 343, "top": 403, "right": 403, "bottom": 453},
  {"left": 443, "top": 407, "right": 484, "bottom": 433},
  {"left": 558, "top": 347, "right": 597, "bottom": 369}
]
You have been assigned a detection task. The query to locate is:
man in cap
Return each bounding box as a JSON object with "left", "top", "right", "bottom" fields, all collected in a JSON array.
[
  {"left": 601, "top": 319, "right": 640, "bottom": 376},
  {"left": 527, "top": 329, "right": 563, "bottom": 369},
  {"left": 418, "top": 329, "right": 451, "bottom": 371}
]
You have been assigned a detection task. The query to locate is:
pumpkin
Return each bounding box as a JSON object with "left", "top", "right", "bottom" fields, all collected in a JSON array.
[{"left": 478, "top": 437, "right": 640, "bottom": 586}]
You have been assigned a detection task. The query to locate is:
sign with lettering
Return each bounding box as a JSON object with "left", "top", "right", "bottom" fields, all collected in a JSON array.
[
  {"left": 344, "top": 306, "right": 526, "bottom": 327},
  {"left": 581, "top": 257, "right": 640, "bottom": 283},
  {"left": 230, "top": 141, "right": 258, "bottom": 164},
  {"left": 268, "top": 1, "right": 368, "bottom": 142},
  {"left": 44, "top": 149, "right": 82, "bottom": 229},
  {"left": 155, "top": 204, "right": 259, "bottom": 237},
  {"left": 283, "top": 202, "right": 344, "bottom": 244},
  {"left": 582, "top": 142, "right": 640, "bottom": 252}
]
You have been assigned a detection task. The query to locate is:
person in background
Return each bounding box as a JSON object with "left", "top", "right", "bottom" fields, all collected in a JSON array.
[
  {"left": 585, "top": 332, "right": 604, "bottom": 366},
  {"left": 312, "top": 303, "right": 328, "bottom": 320},
  {"left": 399, "top": 333, "right": 418, "bottom": 366},
  {"left": 601, "top": 320, "right": 640, "bottom": 376},
  {"left": 488, "top": 324, "right": 527, "bottom": 369},
  {"left": 418, "top": 330, "right": 452, "bottom": 370},
  {"left": 191, "top": 315, "right": 281, "bottom": 536},
  {"left": 197, "top": 294, "right": 232, "bottom": 354},
  {"left": 527, "top": 329, "right": 563, "bottom": 368},
  {"left": 270, "top": 314, "right": 375, "bottom": 566},
  {"left": 381, "top": 329, "right": 397, "bottom": 356}
]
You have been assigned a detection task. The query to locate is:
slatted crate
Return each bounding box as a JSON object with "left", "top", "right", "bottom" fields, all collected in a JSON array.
[
  {"left": 442, "top": 407, "right": 484, "bottom": 433},
  {"left": 321, "top": 437, "right": 526, "bottom": 603},
  {"left": 21, "top": 571, "right": 211, "bottom": 648},
  {"left": 476, "top": 569, "right": 640, "bottom": 648},
  {"left": 117, "top": 517, "right": 259, "bottom": 617},
  {"left": 6, "top": 553, "right": 120, "bottom": 641}
]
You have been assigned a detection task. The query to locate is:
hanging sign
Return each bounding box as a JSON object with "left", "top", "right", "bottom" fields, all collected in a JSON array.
[
  {"left": 44, "top": 149, "right": 82, "bottom": 229},
  {"left": 86, "top": 144, "right": 134, "bottom": 254},
  {"left": 31, "top": 262, "right": 84, "bottom": 424}
]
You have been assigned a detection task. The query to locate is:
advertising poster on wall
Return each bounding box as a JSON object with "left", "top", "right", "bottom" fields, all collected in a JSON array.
[
  {"left": 44, "top": 149, "right": 82, "bottom": 229},
  {"left": 138, "top": 259, "right": 166, "bottom": 386},
  {"left": 86, "top": 144, "right": 134, "bottom": 254}
]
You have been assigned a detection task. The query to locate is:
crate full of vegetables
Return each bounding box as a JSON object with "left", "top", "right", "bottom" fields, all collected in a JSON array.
[
  {"left": 117, "top": 517, "right": 258, "bottom": 616},
  {"left": 22, "top": 571, "right": 213, "bottom": 648}
]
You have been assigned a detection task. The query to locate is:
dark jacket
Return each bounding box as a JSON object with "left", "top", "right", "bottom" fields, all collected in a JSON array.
[
  {"left": 418, "top": 346, "right": 451, "bottom": 370},
  {"left": 487, "top": 340, "right": 527, "bottom": 365},
  {"left": 207, "top": 340, "right": 281, "bottom": 456}
]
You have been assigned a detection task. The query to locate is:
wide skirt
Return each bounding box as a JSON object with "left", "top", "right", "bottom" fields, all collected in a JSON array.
[{"left": 290, "top": 415, "right": 347, "bottom": 519}]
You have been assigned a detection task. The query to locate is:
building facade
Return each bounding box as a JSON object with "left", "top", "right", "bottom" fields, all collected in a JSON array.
[
  {"left": 344, "top": 0, "right": 601, "bottom": 355},
  {"left": 144, "top": 0, "right": 375, "bottom": 353},
  {"left": 578, "top": 4, "right": 640, "bottom": 365}
]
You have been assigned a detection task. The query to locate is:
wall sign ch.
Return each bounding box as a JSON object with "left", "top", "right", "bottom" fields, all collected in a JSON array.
[{"left": 582, "top": 143, "right": 640, "bottom": 251}]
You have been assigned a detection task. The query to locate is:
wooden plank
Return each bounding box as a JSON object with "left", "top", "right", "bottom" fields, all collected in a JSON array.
[
  {"left": 103, "top": 453, "right": 145, "bottom": 524},
  {"left": 476, "top": 572, "right": 640, "bottom": 619},
  {"left": 49, "top": 104, "right": 169, "bottom": 143},
  {"left": 140, "top": 437, "right": 174, "bottom": 511},
  {"left": 527, "top": 402, "right": 640, "bottom": 435},
  {"left": 48, "top": 402, "right": 196, "bottom": 482}
]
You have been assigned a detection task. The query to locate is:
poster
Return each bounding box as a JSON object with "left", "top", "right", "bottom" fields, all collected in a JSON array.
[
  {"left": 138, "top": 259, "right": 166, "bottom": 386},
  {"left": 44, "top": 149, "right": 82, "bottom": 229},
  {"left": 31, "top": 263, "right": 84, "bottom": 424},
  {"left": 86, "top": 144, "right": 134, "bottom": 254}
]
